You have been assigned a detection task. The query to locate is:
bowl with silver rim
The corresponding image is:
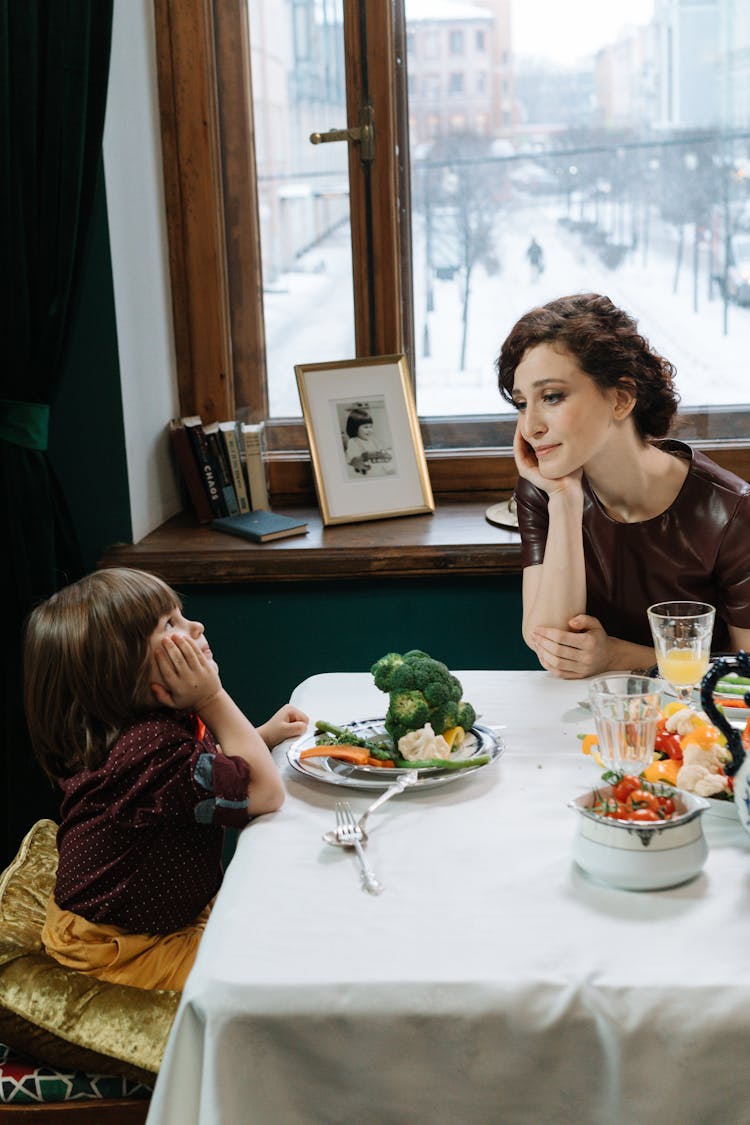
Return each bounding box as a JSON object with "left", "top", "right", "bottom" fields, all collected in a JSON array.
[{"left": 569, "top": 784, "right": 711, "bottom": 891}]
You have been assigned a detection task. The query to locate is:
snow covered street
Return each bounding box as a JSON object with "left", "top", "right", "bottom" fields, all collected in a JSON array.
[{"left": 263, "top": 198, "right": 749, "bottom": 420}]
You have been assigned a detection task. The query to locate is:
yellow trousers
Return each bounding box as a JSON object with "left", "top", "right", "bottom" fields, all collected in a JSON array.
[{"left": 42, "top": 895, "right": 211, "bottom": 990}]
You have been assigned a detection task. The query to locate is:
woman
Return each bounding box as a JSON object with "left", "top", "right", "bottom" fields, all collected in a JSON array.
[{"left": 497, "top": 293, "right": 750, "bottom": 679}]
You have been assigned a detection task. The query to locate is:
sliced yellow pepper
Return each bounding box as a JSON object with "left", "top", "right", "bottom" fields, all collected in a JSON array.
[
  {"left": 642, "top": 758, "right": 680, "bottom": 786},
  {"left": 662, "top": 700, "right": 689, "bottom": 719}
]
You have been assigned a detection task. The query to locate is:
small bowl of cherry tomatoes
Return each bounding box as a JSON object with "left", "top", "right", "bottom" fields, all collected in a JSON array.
[{"left": 569, "top": 774, "right": 711, "bottom": 891}]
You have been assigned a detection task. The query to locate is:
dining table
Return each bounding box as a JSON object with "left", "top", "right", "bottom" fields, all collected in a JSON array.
[{"left": 145, "top": 670, "right": 750, "bottom": 1125}]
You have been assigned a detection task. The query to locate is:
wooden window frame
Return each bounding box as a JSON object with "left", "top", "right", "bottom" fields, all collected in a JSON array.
[{"left": 153, "top": 0, "right": 750, "bottom": 508}]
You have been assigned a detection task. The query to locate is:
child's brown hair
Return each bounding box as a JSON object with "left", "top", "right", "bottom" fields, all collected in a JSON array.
[{"left": 23, "top": 568, "right": 180, "bottom": 780}]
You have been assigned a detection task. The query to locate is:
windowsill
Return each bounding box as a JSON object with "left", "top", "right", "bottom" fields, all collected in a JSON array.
[{"left": 98, "top": 493, "right": 523, "bottom": 584}]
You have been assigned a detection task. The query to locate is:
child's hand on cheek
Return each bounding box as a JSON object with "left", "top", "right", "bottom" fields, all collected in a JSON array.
[
  {"left": 257, "top": 704, "right": 310, "bottom": 749},
  {"left": 151, "top": 634, "right": 223, "bottom": 712}
]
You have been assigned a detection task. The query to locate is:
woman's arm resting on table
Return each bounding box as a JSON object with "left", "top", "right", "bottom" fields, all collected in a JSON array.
[
  {"left": 531, "top": 613, "right": 657, "bottom": 680},
  {"left": 728, "top": 625, "right": 750, "bottom": 654}
]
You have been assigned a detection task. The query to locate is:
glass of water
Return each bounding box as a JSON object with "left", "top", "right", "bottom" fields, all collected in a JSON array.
[{"left": 588, "top": 675, "right": 663, "bottom": 776}]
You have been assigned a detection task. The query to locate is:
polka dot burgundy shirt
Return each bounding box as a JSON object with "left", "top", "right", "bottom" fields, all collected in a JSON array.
[{"left": 54, "top": 711, "right": 251, "bottom": 934}]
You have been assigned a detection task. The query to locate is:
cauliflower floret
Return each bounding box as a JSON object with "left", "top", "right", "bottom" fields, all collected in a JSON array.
[
  {"left": 397, "top": 723, "right": 451, "bottom": 761},
  {"left": 681, "top": 742, "right": 730, "bottom": 772},
  {"left": 665, "top": 708, "right": 710, "bottom": 736},
  {"left": 676, "top": 762, "right": 731, "bottom": 797}
]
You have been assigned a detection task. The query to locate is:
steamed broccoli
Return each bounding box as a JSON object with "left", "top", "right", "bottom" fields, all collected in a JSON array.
[
  {"left": 370, "top": 649, "right": 476, "bottom": 745},
  {"left": 385, "top": 690, "right": 431, "bottom": 744},
  {"left": 371, "top": 652, "right": 405, "bottom": 692},
  {"left": 456, "top": 699, "right": 477, "bottom": 731}
]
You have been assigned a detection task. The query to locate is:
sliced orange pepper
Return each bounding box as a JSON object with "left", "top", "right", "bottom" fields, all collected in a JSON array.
[
  {"left": 681, "top": 724, "right": 726, "bottom": 751},
  {"left": 642, "top": 758, "right": 681, "bottom": 787},
  {"left": 299, "top": 744, "right": 370, "bottom": 766},
  {"left": 581, "top": 733, "right": 599, "bottom": 756}
]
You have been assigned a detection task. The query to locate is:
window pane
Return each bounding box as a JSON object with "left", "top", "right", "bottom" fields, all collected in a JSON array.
[
  {"left": 249, "top": 0, "right": 355, "bottom": 417},
  {"left": 406, "top": 0, "right": 750, "bottom": 426}
]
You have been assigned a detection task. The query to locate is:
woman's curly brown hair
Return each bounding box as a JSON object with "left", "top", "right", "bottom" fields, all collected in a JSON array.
[{"left": 496, "top": 293, "right": 679, "bottom": 439}]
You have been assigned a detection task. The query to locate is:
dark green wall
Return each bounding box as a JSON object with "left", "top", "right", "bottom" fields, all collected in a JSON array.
[
  {"left": 177, "top": 576, "right": 534, "bottom": 719},
  {"left": 52, "top": 169, "right": 533, "bottom": 706}
]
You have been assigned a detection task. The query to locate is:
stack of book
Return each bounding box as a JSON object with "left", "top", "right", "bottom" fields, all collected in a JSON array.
[{"left": 168, "top": 417, "right": 307, "bottom": 542}]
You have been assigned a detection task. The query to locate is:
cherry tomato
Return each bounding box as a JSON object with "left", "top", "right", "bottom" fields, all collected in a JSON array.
[
  {"left": 604, "top": 803, "right": 631, "bottom": 820},
  {"left": 612, "top": 776, "right": 641, "bottom": 803},
  {"left": 631, "top": 808, "right": 660, "bottom": 822},
  {"left": 627, "top": 789, "right": 660, "bottom": 812},
  {"left": 657, "top": 797, "right": 675, "bottom": 816}
]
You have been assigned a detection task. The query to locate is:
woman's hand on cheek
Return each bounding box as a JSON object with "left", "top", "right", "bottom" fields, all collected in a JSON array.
[
  {"left": 151, "top": 635, "right": 223, "bottom": 711},
  {"left": 513, "top": 422, "right": 583, "bottom": 497},
  {"left": 513, "top": 422, "right": 545, "bottom": 487},
  {"left": 531, "top": 615, "right": 611, "bottom": 679}
]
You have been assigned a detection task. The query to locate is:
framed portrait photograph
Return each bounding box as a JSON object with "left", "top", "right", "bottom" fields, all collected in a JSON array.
[{"left": 295, "top": 355, "right": 434, "bottom": 526}]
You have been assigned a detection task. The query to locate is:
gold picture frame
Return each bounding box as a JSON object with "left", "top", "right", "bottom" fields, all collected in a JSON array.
[{"left": 295, "top": 355, "right": 434, "bottom": 526}]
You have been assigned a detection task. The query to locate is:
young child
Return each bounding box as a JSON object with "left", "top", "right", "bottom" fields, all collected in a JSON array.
[
  {"left": 344, "top": 406, "right": 393, "bottom": 476},
  {"left": 23, "top": 567, "right": 308, "bottom": 990}
]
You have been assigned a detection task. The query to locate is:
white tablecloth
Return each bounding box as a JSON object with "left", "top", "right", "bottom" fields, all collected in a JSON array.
[{"left": 146, "top": 672, "right": 750, "bottom": 1125}]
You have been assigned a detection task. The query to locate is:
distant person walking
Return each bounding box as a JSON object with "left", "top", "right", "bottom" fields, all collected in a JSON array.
[{"left": 526, "top": 237, "right": 544, "bottom": 282}]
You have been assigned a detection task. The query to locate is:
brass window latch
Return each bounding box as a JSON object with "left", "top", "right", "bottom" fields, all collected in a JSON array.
[{"left": 309, "top": 103, "right": 374, "bottom": 163}]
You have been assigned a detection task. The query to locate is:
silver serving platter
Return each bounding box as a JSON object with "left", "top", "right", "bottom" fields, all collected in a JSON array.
[{"left": 286, "top": 718, "right": 504, "bottom": 791}]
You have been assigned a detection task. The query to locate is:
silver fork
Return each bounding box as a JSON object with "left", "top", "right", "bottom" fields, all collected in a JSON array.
[{"left": 335, "top": 801, "right": 384, "bottom": 895}]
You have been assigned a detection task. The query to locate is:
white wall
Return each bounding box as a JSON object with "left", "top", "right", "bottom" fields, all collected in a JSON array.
[{"left": 103, "top": 0, "right": 181, "bottom": 542}]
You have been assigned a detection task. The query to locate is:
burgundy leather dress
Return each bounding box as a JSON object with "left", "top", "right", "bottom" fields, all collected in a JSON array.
[{"left": 514, "top": 440, "right": 750, "bottom": 651}]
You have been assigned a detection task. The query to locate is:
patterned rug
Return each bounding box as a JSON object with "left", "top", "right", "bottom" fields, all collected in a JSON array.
[{"left": 0, "top": 1042, "right": 152, "bottom": 1104}]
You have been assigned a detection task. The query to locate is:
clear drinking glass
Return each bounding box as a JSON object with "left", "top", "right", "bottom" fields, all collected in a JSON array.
[
  {"left": 588, "top": 675, "right": 664, "bottom": 776},
  {"left": 647, "top": 602, "right": 715, "bottom": 708}
]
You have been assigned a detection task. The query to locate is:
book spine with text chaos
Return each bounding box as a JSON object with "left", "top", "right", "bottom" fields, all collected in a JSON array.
[
  {"left": 241, "top": 422, "right": 270, "bottom": 511},
  {"left": 168, "top": 419, "right": 214, "bottom": 523},
  {"left": 181, "top": 416, "right": 227, "bottom": 517},
  {"left": 218, "top": 421, "right": 251, "bottom": 513},
  {"left": 203, "top": 422, "right": 240, "bottom": 516}
]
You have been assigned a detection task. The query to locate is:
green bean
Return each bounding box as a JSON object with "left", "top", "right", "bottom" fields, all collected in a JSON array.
[
  {"left": 714, "top": 681, "right": 750, "bottom": 696},
  {"left": 393, "top": 755, "right": 490, "bottom": 770}
]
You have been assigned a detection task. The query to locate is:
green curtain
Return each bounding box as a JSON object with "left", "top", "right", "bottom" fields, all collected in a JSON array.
[{"left": 0, "top": 1, "right": 114, "bottom": 866}]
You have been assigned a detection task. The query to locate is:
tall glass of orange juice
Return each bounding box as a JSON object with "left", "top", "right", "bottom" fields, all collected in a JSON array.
[{"left": 647, "top": 602, "right": 715, "bottom": 707}]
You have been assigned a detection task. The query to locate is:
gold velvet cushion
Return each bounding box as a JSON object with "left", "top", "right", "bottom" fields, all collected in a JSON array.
[{"left": 0, "top": 820, "right": 180, "bottom": 1086}]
